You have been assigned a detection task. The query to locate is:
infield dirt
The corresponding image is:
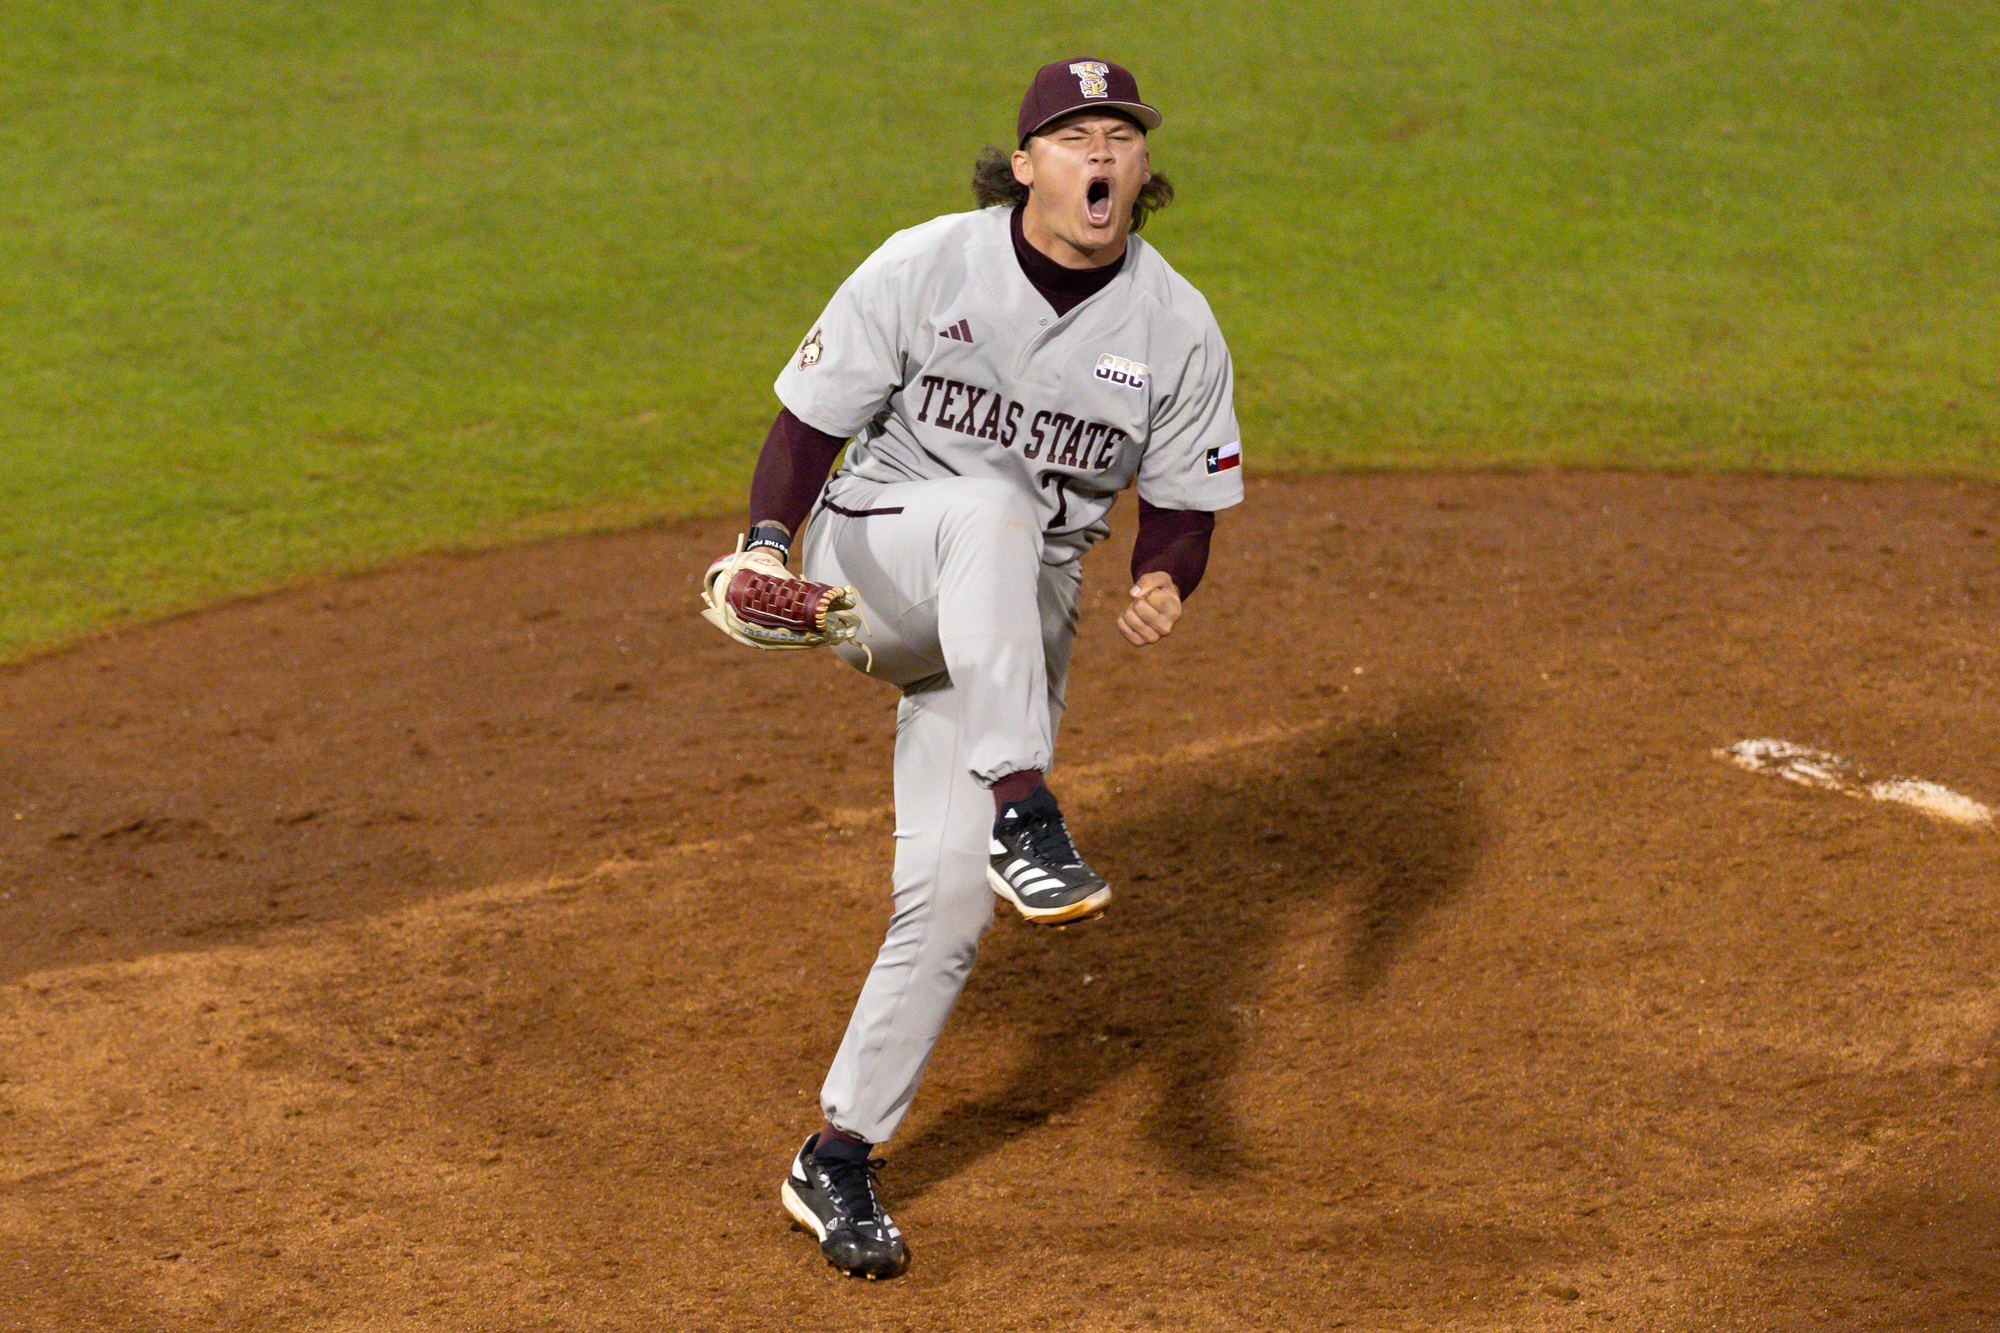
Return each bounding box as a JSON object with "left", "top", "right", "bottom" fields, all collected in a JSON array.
[{"left": 3, "top": 471, "right": 1997, "bottom": 1331}]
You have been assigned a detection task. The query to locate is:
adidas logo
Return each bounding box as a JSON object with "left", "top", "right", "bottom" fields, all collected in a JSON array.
[
  {"left": 998, "top": 857, "right": 1073, "bottom": 895},
  {"left": 938, "top": 318, "right": 974, "bottom": 343}
]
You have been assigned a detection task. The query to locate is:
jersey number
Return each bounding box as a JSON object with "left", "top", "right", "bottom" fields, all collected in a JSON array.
[{"left": 1039, "top": 471, "right": 1071, "bottom": 531}]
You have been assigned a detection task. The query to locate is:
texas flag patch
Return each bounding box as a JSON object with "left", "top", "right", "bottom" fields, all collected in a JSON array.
[{"left": 1204, "top": 441, "right": 1242, "bottom": 474}]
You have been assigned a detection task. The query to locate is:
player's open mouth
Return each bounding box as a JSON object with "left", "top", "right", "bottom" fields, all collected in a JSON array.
[{"left": 1085, "top": 177, "right": 1112, "bottom": 227}]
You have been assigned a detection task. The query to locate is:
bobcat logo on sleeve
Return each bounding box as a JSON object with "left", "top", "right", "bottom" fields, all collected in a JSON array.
[
  {"left": 1069, "top": 62, "right": 1110, "bottom": 98},
  {"left": 798, "top": 328, "right": 823, "bottom": 368},
  {"left": 1204, "top": 441, "right": 1241, "bottom": 474}
]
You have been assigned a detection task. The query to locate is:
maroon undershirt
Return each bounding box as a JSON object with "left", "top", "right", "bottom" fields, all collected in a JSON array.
[
  {"left": 745, "top": 412, "right": 846, "bottom": 543},
  {"left": 747, "top": 208, "right": 1214, "bottom": 596},
  {"left": 1008, "top": 204, "right": 1123, "bottom": 317}
]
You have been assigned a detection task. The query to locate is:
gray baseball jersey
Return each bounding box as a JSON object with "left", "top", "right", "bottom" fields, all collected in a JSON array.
[
  {"left": 775, "top": 204, "right": 1242, "bottom": 1149},
  {"left": 775, "top": 205, "right": 1244, "bottom": 564}
]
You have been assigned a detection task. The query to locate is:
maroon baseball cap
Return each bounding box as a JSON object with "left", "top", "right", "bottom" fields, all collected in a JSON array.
[{"left": 1016, "top": 58, "right": 1162, "bottom": 144}]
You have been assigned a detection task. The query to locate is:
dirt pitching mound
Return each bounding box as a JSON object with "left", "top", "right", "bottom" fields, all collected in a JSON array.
[{"left": 3, "top": 471, "right": 1998, "bottom": 1332}]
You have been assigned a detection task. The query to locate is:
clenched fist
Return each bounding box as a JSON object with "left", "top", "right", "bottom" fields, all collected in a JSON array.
[{"left": 1118, "top": 570, "right": 1182, "bottom": 646}]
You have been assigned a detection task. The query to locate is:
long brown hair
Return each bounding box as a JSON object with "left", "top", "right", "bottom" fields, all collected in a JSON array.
[{"left": 971, "top": 145, "right": 1176, "bottom": 232}]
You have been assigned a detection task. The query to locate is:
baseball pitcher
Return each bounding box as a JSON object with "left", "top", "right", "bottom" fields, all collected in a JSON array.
[{"left": 701, "top": 57, "right": 1243, "bottom": 1279}]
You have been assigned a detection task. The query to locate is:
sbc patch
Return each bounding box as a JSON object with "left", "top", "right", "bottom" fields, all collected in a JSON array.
[
  {"left": 1093, "top": 353, "right": 1148, "bottom": 390},
  {"left": 798, "top": 328, "right": 823, "bottom": 368},
  {"left": 1204, "top": 441, "right": 1241, "bottom": 474}
]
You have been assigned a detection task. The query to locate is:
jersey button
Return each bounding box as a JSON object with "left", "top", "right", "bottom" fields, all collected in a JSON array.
[{"left": 1038, "top": 317, "right": 1048, "bottom": 326}]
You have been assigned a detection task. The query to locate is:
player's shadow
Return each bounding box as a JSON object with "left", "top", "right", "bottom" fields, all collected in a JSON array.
[{"left": 892, "top": 689, "right": 1489, "bottom": 1200}]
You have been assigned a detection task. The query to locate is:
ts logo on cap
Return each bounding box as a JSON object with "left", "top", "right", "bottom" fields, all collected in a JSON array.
[{"left": 1069, "top": 61, "right": 1109, "bottom": 98}]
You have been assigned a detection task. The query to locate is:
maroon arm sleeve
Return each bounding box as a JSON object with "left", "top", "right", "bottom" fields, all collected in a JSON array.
[
  {"left": 1131, "top": 499, "right": 1216, "bottom": 598},
  {"left": 747, "top": 409, "right": 848, "bottom": 537}
]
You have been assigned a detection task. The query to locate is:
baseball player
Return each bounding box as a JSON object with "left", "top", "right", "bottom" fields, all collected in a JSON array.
[{"left": 701, "top": 58, "right": 1243, "bottom": 1279}]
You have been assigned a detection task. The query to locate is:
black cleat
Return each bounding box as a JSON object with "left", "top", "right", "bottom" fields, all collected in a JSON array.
[
  {"left": 781, "top": 1134, "right": 910, "bottom": 1280},
  {"left": 987, "top": 787, "right": 1113, "bottom": 924}
]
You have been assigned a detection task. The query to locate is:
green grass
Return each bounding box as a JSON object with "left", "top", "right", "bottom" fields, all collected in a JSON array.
[{"left": 3, "top": 0, "right": 1996, "bottom": 655}]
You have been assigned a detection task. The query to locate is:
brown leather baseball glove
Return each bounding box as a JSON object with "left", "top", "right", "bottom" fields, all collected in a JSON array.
[{"left": 699, "top": 537, "right": 864, "bottom": 653}]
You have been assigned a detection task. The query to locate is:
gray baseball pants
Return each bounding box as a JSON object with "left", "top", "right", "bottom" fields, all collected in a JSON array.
[{"left": 799, "top": 473, "right": 1081, "bottom": 1145}]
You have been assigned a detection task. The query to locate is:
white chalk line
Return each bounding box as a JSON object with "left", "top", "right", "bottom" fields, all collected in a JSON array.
[{"left": 1716, "top": 738, "right": 1995, "bottom": 830}]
